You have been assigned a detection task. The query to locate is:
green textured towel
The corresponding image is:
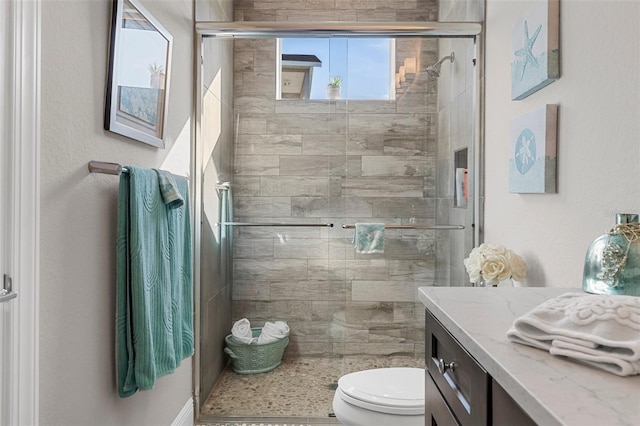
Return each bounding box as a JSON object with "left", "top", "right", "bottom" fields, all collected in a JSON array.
[
  {"left": 154, "top": 168, "right": 184, "bottom": 209},
  {"left": 353, "top": 223, "right": 385, "bottom": 254},
  {"left": 116, "top": 166, "right": 193, "bottom": 398}
]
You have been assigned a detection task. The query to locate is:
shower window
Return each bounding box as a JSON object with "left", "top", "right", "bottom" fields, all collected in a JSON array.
[{"left": 277, "top": 38, "right": 395, "bottom": 100}]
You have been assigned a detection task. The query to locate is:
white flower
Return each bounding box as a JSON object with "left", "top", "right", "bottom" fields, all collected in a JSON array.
[
  {"left": 463, "top": 244, "right": 528, "bottom": 285},
  {"left": 463, "top": 254, "right": 483, "bottom": 283},
  {"left": 507, "top": 250, "right": 528, "bottom": 281},
  {"left": 479, "top": 243, "right": 508, "bottom": 257}
]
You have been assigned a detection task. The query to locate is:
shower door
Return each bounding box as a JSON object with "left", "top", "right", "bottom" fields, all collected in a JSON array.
[
  {"left": 195, "top": 22, "right": 482, "bottom": 422},
  {"left": 337, "top": 34, "right": 479, "bottom": 364}
]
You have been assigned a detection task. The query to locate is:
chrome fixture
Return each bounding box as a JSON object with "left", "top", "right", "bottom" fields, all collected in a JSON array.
[
  {"left": 426, "top": 52, "right": 455, "bottom": 78},
  {"left": 342, "top": 223, "right": 464, "bottom": 230}
]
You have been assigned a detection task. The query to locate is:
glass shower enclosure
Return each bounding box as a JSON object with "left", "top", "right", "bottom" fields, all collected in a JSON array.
[{"left": 195, "top": 21, "right": 483, "bottom": 423}]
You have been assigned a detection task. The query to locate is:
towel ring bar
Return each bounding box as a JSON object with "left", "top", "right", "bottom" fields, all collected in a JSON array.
[
  {"left": 218, "top": 222, "right": 334, "bottom": 228},
  {"left": 342, "top": 224, "right": 464, "bottom": 230},
  {"left": 88, "top": 160, "right": 129, "bottom": 175}
]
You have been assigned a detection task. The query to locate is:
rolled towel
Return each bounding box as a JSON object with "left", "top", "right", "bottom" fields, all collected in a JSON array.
[
  {"left": 257, "top": 321, "right": 290, "bottom": 345},
  {"left": 231, "top": 318, "right": 256, "bottom": 344},
  {"left": 507, "top": 292, "right": 640, "bottom": 376}
]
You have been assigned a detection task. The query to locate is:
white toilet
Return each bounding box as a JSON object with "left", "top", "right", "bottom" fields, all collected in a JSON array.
[{"left": 332, "top": 367, "right": 425, "bottom": 426}]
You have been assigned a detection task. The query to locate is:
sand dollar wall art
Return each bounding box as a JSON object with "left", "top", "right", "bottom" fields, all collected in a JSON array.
[
  {"left": 511, "top": 0, "right": 560, "bottom": 100},
  {"left": 509, "top": 105, "right": 558, "bottom": 194}
]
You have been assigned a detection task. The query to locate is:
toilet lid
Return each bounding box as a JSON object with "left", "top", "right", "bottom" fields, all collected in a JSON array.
[{"left": 337, "top": 367, "right": 425, "bottom": 415}]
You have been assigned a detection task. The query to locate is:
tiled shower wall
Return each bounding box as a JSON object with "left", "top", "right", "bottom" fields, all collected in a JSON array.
[
  {"left": 230, "top": 0, "right": 441, "bottom": 357},
  {"left": 435, "top": 0, "right": 484, "bottom": 287}
]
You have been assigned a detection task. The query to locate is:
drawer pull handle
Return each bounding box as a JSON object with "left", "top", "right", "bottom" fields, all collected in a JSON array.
[{"left": 437, "top": 358, "right": 457, "bottom": 374}]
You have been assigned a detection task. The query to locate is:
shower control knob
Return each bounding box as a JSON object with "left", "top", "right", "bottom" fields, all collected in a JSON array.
[{"left": 437, "top": 358, "right": 457, "bottom": 374}]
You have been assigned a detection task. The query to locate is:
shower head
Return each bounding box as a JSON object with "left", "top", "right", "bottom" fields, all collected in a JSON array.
[{"left": 426, "top": 52, "right": 455, "bottom": 78}]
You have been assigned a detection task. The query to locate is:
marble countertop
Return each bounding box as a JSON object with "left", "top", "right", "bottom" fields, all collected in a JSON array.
[{"left": 418, "top": 287, "right": 640, "bottom": 426}]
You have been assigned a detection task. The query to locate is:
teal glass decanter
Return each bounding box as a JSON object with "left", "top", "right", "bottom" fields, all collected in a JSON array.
[{"left": 583, "top": 213, "right": 640, "bottom": 296}]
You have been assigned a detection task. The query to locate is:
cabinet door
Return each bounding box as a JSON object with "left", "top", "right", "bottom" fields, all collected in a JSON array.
[
  {"left": 491, "top": 379, "right": 536, "bottom": 426},
  {"left": 426, "top": 370, "right": 460, "bottom": 426},
  {"left": 426, "top": 311, "right": 489, "bottom": 425}
]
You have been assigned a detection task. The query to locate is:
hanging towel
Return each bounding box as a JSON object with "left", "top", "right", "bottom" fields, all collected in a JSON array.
[
  {"left": 353, "top": 223, "right": 385, "bottom": 254},
  {"left": 257, "top": 321, "right": 290, "bottom": 344},
  {"left": 231, "top": 318, "right": 257, "bottom": 344},
  {"left": 507, "top": 292, "right": 640, "bottom": 376},
  {"left": 154, "top": 169, "right": 184, "bottom": 209},
  {"left": 116, "top": 166, "right": 193, "bottom": 398}
]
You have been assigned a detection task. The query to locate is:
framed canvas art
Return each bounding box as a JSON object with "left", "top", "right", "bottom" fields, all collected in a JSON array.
[
  {"left": 509, "top": 105, "right": 558, "bottom": 194},
  {"left": 511, "top": 0, "right": 559, "bottom": 100}
]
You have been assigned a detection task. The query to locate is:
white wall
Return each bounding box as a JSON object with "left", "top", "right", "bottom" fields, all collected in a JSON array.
[
  {"left": 40, "top": 0, "right": 193, "bottom": 424},
  {"left": 485, "top": 0, "right": 640, "bottom": 287}
]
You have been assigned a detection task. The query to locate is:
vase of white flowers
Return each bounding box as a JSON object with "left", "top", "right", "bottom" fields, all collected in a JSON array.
[{"left": 463, "top": 243, "right": 528, "bottom": 287}]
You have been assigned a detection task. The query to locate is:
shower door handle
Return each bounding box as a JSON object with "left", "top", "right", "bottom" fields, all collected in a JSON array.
[
  {"left": 0, "top": 274, "right": 17, "bottom": 303},
  {"left": 342, "top": 224, "right": 464, "bottom": 230}
]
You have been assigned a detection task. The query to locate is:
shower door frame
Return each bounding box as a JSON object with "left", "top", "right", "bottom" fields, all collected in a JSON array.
[{"left": 192, "top": 21, "right": 484, "bottom": 418}]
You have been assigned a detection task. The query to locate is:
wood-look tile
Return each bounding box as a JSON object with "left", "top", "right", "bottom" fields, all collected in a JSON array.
[
  {"left": 351, "top": 280, "right": 418, "bottom": 302},
  {"left": 291, "top": 196, "right": 372, "bottom": 218},
  {"left": 273, "top": 238, "right": 329, "bottom": 259},
  {"left": 234, "top": 154, "right": 279, "bottom": 175},
  {"left": 279, "top": 155, "right": 330, "bottom": 176},
  {"left": 342, "top": 177, "right": 424, "bottom": 198},
  {"left": 233, "top": 259, "right": 308, "bottom": 282},
  {"left": 236, "top": 134, "right": 302, "bottom": 156},
  {"left": 260, "top": 176, "right": 330, "bottom": 197},
  {"left": 234, "top": 196, "right": 291, "bottom": 217},
  {"left": 361, "top": 155, "right": 433, "bottom": 177}
]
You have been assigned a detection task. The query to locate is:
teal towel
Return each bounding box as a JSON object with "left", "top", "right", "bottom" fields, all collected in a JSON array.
[
  {"left": 353, "top": 223, "right": 385, "bottom": 254},
  {"left": 116, "top": 166, "right": 193, "bottom": 398},
  {"left": 154, "top": 169, "right": 184, "bottom": 209}
]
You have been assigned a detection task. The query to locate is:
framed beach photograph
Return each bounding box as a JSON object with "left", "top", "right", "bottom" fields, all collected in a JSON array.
[
  {"left": 511, "top": 0, "right": 560, "bottom": 100},
  {"left": 104, "top": 0, "right": 172, "bottom": 148},
  {"left": 509, "top": 105, "right": 558, "bottom": 194}
]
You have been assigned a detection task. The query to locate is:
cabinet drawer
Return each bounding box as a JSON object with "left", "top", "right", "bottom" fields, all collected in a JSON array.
[
  {"left": 426, "top": 311, "right": 489, "bottom": 425},
  {"left": 426, "top": 370, "right": 460, "bottom": 426}
]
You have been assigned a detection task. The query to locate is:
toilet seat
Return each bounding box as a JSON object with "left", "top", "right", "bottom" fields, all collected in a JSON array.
[{"left": 337, "top": 367, "right": 424, "bottom": 415}]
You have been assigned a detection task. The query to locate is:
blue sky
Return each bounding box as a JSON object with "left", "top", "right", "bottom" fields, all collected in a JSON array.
[
  {"left": 282, "top": 38, "right": 391, "bottom": 100},
  {"left": 118, "top": 28, "right": 168, "bottom": 88}
]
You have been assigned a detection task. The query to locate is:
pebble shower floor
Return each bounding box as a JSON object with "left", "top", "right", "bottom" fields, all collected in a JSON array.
[{"left": 199, "top": 356, "right": 424, "bottom": 424}]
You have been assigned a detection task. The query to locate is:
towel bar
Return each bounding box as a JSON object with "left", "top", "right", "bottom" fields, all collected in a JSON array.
[
  {"left": 342, "top": 224, "right": 464, "bottom": 230},
  {"left": 88, "top": 161, "right": 129, "bottom": 175},
  {"left": 218, "top": 222, "right": 334, "bottom": 227}
]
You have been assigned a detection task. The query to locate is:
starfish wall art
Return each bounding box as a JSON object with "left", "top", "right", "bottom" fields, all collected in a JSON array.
[{"left": 511, "top": 0, "right": 560, "bottom": 100}]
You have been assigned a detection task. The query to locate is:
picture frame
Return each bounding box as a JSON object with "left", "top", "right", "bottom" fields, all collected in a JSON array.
[
  {"left": 509, "top": 104, "right": 558, "bottom": 194},
  {"left": 511, "top": 0, "right": 559, "bottom": 100},
  {"left": 104, "top": 0, "right": 172, "bottom": 148}
]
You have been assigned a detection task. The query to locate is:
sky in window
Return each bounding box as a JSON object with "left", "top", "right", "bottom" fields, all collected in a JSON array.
[{"left": 282, "top": 38, "right": 391, "bottom": 100}]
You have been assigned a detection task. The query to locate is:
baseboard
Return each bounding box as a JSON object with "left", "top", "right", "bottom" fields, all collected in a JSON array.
[{"left": 172, "top": 398, "right": 194, "bottom": 426}]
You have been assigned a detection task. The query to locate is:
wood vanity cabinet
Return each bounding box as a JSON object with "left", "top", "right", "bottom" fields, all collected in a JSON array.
[{"left": 425, "top": 311, "right": 535, "bottom": 426}]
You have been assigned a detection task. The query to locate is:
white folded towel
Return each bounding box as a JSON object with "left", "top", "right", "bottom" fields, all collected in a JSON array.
[
  {"left": 257, "top": 321, "right": 290, "bottom": 345},
  {"left": 507, "top": 292, "right": 640, "bottom": 376},
  {"left": 231, "top": 318, "right": 257, "bottom": 345}
]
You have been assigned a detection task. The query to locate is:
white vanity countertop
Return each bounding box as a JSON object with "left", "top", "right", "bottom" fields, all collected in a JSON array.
[{"left": 418, "top": 287, "right": 640, "bottom": 426}]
